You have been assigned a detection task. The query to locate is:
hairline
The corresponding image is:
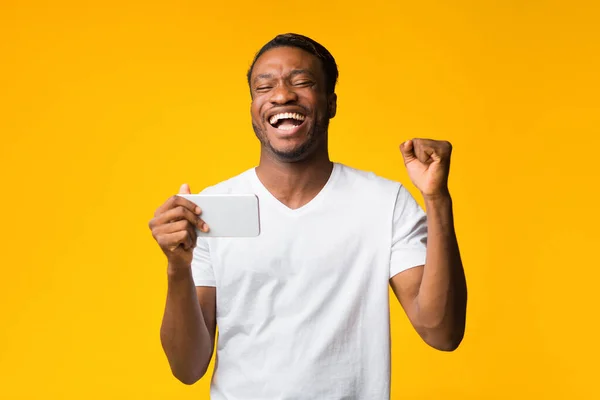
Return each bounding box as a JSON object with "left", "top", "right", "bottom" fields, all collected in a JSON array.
[{"left": 247, "top": 44, "right": 334, "bottom": 96}]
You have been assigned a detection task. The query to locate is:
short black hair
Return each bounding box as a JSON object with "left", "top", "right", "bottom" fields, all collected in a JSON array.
[{"left": 247, "top": 33, "right": 339, "bottom": 95}]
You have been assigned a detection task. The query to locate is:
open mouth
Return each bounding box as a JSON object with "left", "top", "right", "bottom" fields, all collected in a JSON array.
[{"left": 268, "top": 112, "right": 306, "bottom": 131}]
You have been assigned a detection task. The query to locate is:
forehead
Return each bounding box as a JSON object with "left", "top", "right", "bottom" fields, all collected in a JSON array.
[{"left": 251, "top": 46, "right": 323, "bottom": 79}]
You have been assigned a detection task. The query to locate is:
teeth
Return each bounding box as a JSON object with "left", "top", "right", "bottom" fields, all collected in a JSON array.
[{"left": 269, "top": 112, "right": 306, "bottom": 125}]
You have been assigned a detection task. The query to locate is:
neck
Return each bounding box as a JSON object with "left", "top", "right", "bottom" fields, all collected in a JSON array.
[{"left": 255, "top": 147, "right": 333, "bottom": 210}]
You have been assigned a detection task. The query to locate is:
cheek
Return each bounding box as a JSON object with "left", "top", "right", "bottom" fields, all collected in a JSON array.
[
  {"left": 251, "top": 101, "right": 264, "bottom": 122},
  {"left": 303, "top": 91, "right": 327, "bottom": 114}
]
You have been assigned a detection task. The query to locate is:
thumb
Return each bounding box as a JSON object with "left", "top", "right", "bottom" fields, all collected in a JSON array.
[
  {"left": 179, "top": 183, "right": 191, "bottom": 194},
  {"left": 399, "top": 140, "right": 416, "bottom": 164}
]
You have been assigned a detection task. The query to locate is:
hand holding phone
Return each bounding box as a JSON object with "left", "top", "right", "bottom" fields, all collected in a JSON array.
[{"left": 149, "top": 183, "right": 207, "bottom": 268}]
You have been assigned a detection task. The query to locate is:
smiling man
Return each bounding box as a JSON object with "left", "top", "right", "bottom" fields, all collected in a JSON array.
[{"left": 149, "top": 33, "right": 467, "bottom": 399}]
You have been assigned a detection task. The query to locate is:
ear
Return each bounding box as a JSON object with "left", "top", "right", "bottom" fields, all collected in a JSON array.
[{"left": 328, "top": 93, "right": 337, "bottom": 119}]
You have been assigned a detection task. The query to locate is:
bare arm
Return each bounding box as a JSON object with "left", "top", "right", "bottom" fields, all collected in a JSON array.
[
  {"left": 149, "top": 184, "right": 217, "bottom": 384},
  {"left": 392, "top": 139, "right": 467, "bottom": 351},
  {"left": 160, "top": 268, "right": 216, "bottom": 384},
  {"left": 390, "top": 193, "right": 467, "bottom": 351}
]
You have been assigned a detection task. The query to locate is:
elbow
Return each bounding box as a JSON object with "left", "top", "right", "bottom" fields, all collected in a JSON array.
[
  {"left": 160, "top": 331, "right": 213, "bottom": 385},
  {"left": 420, "top": 326, "right": 465, "bottom": 352},
  {"left": 172, "top": 365, "right": 208, "bottom": 385},
  {"left": 428, "top": 335, "right": 463, "bottom": 352},
  {"left": 165, "top": 348, "right": 211, "bottom": 386},
  {"left": 176, "top": 374, "right": 200, "bottom": 386}
]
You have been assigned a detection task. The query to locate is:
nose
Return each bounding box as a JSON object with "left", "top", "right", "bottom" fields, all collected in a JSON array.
[{"left": 269, "top": 83, "right": 298, "bottom": 105}]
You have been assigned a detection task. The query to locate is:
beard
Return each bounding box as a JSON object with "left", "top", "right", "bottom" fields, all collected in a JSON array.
[{"left": 252, "top": 117, "right": 329, "bottom": 162}]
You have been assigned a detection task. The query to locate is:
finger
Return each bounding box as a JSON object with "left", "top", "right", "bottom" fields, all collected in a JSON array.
[
  {"left": 416, "top": 139, "right": 453, "bottom": 163},
  {"left": 179, "top": 183, "right": 191, "bottom": 195},
  {"left": 154, "top": 196, "right": 200, "bottom": 218},
  {"left": 176, "top": 184, "right": 200, "bottom": 216},
  {"left": 436, "top": 140, "right": 453, "bottom": 160},
  {"left": 411, "top": 139, "right": 437, "bottom": 164},
  {"left": 154, "top": 223, "right": 198, "bottom": 251},
  {"left": 399, "top": 140, "right": 417, "bottom": 164},
  {"left": 154, "top": 192, "right": 201, "bottom": 217},
  {"left": 155, "top": 205, "right": 203, "bottom": 228},
  {"left": 153, "top": 219, "right": 193, "bottom": 236},
  {"left": 153, "top": 218, "right": 208, "bottom": 237},
  {"left": 182, "top": 224, "right": 197, "bottom": 250},
  {"left": 158, "top": 230, "right": 193, "bottom": 252},
  {"left": 150, "top": 214, "right": 209, "bottom": 237}
]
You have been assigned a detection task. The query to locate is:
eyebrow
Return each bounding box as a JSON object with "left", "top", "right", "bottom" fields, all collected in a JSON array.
[
  {"left": 289, "top": 69, "right": 314, "bottom": 78},
  {"left": 252, "top": 69, "right": 315, "bottom": 85},
  {"left": 253, "top": 73, "right": 274, "bottom": 84}
]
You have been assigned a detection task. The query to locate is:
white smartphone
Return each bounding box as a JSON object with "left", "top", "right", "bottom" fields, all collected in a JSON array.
[{"left": 177, "top": 194, "right": 260, "bottom": 237}]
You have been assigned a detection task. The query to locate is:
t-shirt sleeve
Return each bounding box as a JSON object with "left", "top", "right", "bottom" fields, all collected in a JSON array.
[
  {"left": 191, "top": 237, "right": 216, "bottom": 287},
  {"left": 389, "top": 185, "right": 428, "bottom": 278}
]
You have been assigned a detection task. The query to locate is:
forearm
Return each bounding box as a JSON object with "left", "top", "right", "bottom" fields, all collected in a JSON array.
[
  {"left": 160, "top": 266, "right": 212, "bottom": 384},
  {"left": 416, "top": 193, "right": 467, "bottom": 349}
]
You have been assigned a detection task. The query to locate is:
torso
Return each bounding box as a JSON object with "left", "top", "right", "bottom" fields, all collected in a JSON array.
[{"left": 195, "top": 163, "right": 404, "bottom": 399}]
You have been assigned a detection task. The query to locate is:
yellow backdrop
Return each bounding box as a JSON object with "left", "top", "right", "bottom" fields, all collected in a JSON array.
[{"left": 1, "top": 0, "right": 599, "bottom": 398}]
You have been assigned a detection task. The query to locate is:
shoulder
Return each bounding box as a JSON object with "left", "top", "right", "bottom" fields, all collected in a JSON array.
[
  {"left": 334, "top": 163, "right": 418, "bottom": 221},
  {"left": 197, "top": 168, "right": 255, "bottom": 195},
  {"left": 335, "top": 162, "right": 404, "bottom": 196}
]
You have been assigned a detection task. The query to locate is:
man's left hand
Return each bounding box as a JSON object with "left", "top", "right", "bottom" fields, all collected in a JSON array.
[{"left": 400, "top": 138, "right": 452, "bottom": 199}]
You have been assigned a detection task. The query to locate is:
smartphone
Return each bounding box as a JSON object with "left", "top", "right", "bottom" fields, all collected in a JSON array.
[{"left": 177, "top": 194, "right": 260, "bottom": 237}]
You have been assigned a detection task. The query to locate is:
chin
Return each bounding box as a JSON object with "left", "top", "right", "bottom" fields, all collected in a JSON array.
[
  {"left": 253, "top": 120, "right": 327, "bottom": 162},
  {"left": 269, "top": 142, "right": 313, "bottom": 162}
]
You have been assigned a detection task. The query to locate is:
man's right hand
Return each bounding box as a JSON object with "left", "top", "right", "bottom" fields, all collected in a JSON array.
[{"left": 149, "top": 183, "right": 209, "bottom": 270}]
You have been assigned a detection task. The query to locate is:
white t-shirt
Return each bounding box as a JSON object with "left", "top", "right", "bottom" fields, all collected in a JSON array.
[{"left": 192, "top": 162, "right": 427, "bottom": 400}]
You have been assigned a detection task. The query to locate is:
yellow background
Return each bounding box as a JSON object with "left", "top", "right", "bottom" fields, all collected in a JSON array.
[{"left": 1, "top": 0, "right": 599, "bottom": 398}]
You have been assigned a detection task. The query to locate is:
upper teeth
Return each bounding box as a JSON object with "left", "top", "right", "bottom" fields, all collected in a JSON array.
[{"left": 269, "top": 112, "right": 305, "bottom": 125}]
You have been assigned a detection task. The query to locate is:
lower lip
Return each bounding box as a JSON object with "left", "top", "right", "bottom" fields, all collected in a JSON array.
[{"left": 268, "top": 120, "right": 306, "bottom": 136}]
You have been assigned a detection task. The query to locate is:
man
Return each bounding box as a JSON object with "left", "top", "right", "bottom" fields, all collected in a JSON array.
[{"left": 149, "top": 33, "right": 467, "bottom": 399}]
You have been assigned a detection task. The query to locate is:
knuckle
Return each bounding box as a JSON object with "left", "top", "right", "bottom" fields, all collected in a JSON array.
[
  {"left": 169, "top": 195, "right": 180, "bottom": 207},
  {"left": 170, "top": 233, "right": 181, "bottom": 244},
  {"left": 180, "top": 219, "right": 190, "bottom": 229}
]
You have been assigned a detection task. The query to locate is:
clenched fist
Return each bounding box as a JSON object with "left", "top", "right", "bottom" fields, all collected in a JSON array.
[
  {"left": 400, "top": 138, "right": 452, "bottom": 199},
  {"left": 149, "top": 183, "right": 209, "bottom": 270}
]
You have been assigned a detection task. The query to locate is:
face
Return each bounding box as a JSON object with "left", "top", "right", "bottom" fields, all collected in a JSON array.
[{"left": 250, "top": 46, "right": 336, "bottom": 162}]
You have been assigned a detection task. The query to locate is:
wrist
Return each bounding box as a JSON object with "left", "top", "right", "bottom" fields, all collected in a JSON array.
[
  {"left": 167, "top": 262, "right": 192, "bottom": 280},
  {"left": 422, "top": 190, "right": 452, "bottom": 210},
  {"left": 422, "top": 188, "right": 451, "bottom": 202}
]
